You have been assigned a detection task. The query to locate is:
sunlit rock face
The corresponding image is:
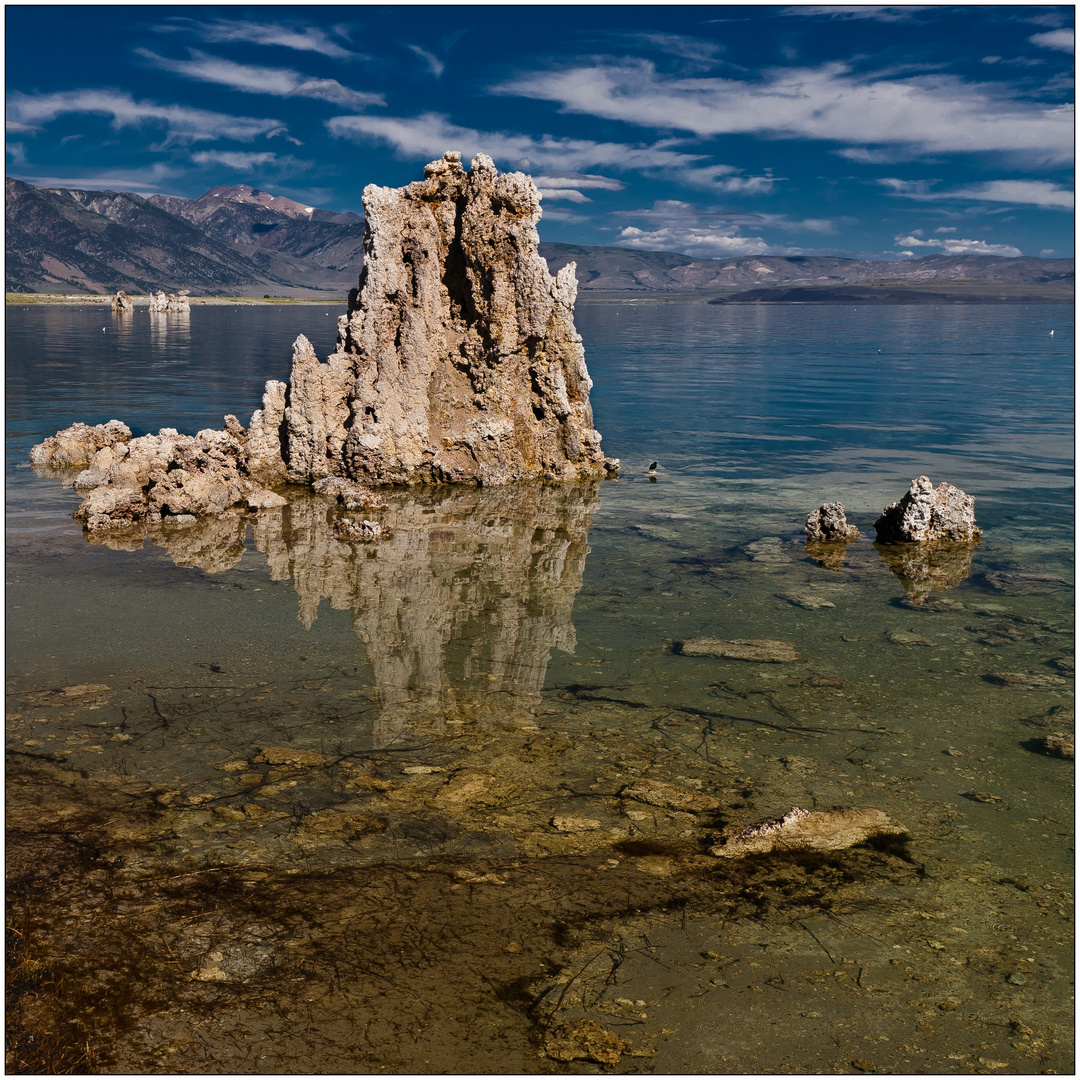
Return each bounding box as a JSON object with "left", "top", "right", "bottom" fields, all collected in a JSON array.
[
  {"left": 248, "top": 483, "right": 598, "bottom": 745},
  {"left": 279, "top": 152, "right": 618, "bottom": 487}
]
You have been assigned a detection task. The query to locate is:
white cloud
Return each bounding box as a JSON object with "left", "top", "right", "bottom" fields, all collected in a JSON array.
[
  {"left": 497, "top": 61, "right": 1075, "bottom": 165},
  {"left": 879, "top": 177, "right": 1073, "bottom": 209},
  {"left": 137, "top": 49, "right": 384, "bottom": 109},
  {"left": 13, "top": 162, "right": 180, "bottom": 192},
  {"left": 532, "top": 173, "right": 625, "bottom": 191},
  {"left": 155, "top": 18, "right": 357, "bottom": 60},
  {"left": 894, "top": 234, "right": 1022, "bottom": 256},
  {"left": 7, "top": 141, "right": 28, "bottom": 166},
  {"left": 610, "top": 199, "right": 838, "bottom": 257},
  {"left": 540, "top": 207, "right": 590, "bottom": 223},
  {"left": 407, "top": 45, "right": 445, "bottom": 78},
  {"left": 1040, "top": 248, "right": 1056, "bottom": 256},
  {"left": 328, "top": 111, "right": 703, "bottom": 174},
  {"left": 1029, "top": 29, "right": 1074, "bottom": 53},
  {"left": 189, "top": 150, "right": 312, "bottom": 176},
  {"left": 7, "top": 89, "right": 283, "bottom": 145},
  {"left": 782, "top": 6, "right": 931, "bottom": 21},
  {"left": 934, "top": 226, "right": 957, "bottom": 233}
]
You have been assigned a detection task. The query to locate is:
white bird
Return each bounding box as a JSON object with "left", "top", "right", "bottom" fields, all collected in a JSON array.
[{"left": 1049, "top": 330, "right": 1054, "bottom": 336}]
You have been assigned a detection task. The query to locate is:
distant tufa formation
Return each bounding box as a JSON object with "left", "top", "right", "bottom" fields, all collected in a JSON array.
[
  {"left": 147, "top": 289, "right": 190, "bottom": 313},
  {"left": 31, "top": 153, "right": 618, "bottom": 532}
]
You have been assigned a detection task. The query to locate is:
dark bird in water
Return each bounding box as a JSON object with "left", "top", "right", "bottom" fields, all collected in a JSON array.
[{"left": 648, "top": 461, "right": 658, "bottom": 472}]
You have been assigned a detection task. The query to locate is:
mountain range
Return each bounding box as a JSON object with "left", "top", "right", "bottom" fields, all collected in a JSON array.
[{"left": 5, "top": 178, "right": 1074, "bottom": 300}]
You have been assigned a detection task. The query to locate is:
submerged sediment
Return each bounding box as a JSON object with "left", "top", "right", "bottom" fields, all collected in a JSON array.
[{"left": 30, "top": 153, "right": 617, "bottom": 532}]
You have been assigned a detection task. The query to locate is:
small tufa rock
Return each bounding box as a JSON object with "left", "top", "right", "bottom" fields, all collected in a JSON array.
[
  {"left": 874, "top": 475, "right": 982, "bottom": 544},
  {"left": 710, "top": 806, "right": 908, "bottom": 858},
  {"left": 543, "top": 1019, "right": 624, "bottom": 1065},
  {"left": 678, "top": 638, "right": 801, "bottom": 663},
  {"left": 777, "top": 590, "right": 835, "bottom": 610},
  {"left": 111, "top": 290, "right": 133, "bottom": 313},
  {"left": 806, "top": 502, "right": 860, "bottom": 542}
]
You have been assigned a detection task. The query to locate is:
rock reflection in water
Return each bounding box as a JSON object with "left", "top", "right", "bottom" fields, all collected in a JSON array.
[
  {"left": 86, "top": 483, "right": 598, "bottom": 744},
  {"left": 148, "top": 308, "right": 191, "bottom": 343},
  {"left": 874, "top": 539, "right": 979, "bottom": 603},
  {"left": 804, "top": 538, "right": 855, "bottom": 571},
  {"left": 254, "top": 484, "right": 597, "bottom": 745}
]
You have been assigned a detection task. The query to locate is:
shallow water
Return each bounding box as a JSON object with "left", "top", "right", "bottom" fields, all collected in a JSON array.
[{"left": 6, "top": 303, "right": 1074, "bottom": 1074}]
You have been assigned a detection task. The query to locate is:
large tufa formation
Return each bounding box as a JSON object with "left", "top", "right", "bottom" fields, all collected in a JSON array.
[
  {"left": 270, "top": 151, "right": 617, "bottom": 487},
  {"left": 147, "top": 289, "right": 191, "bottom": 313},
  {"left": 874, "top": 475, "right": 982, "bottom": 544},
  {"left": 33, "top": 153, "right": 617, "bottom": 532}
]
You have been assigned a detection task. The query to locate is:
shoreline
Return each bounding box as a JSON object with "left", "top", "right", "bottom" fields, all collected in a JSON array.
[{"left": 10, "top": 283, "right": 1073, "bottom": 307}]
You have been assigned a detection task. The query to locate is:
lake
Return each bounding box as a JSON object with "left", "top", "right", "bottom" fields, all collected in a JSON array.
[{"left": 6, "top": 301, "right": 1074, "bottom": 1073}]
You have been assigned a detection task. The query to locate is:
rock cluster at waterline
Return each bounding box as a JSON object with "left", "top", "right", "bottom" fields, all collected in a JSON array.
[
  {"left": 805, "top": 501, "right": 860, "bottom": 542},
  {"left": 31, "top": 153, "right": 617, "bottom": 531},
  {"left": 111, "top": 290, "right": 133, "bottom": 313},
  {"left": 875, "top": 475, "right": 982, "bottom": 544}
]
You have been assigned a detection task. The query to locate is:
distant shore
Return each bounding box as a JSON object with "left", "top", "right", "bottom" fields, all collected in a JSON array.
[
  {"left": 6, "top": 293, "right": 345, "bottom": 306},
  {"left": 8, "top": 280, "right": 1074, "bottom": 307}
]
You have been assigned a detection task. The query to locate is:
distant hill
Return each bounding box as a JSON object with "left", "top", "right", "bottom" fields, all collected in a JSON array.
[
  {"left": 6, "top": 179, "right": 360, "bottom": 295},
  {"left": 147, "top": 185, "right": 366, "bottom": 272},
  {"left": 5, "top": 177, "right": 1073, "bottom": 299},
  {"left": 538, "top": 243, "right": 1074, "bottom": 292}
]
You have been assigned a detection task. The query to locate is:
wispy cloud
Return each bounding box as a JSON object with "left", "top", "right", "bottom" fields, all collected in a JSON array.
[
  {"left": 610, "top": 199, "right": 838, "bottom": 257},
  {"left": 782, "top": 6, "right": 932, "bottom": 21},
  {"left": 406, "top": 45, "right": 445, "bottom": 78},
  {"left": 1030, "top": 29, "right": 1074, "bottom": 53},
  {"left": 497, "top": 61, "right": 1074, "bottom": 165},
  {"left": 154, "top": 18, "right": 358, "bottom": 60},
  {"left": 534, "top": 172, "right": 624, "bottom": 202},
  {"left": 328, "top": 111, "right": 702, "bottom": 174},
  {"left": 7, "top": 89, "right": 283, "bottom": 145},
  {"left": 894, "top": 234, "right": 1022, "bottom": 256},
  {"left": 879, "top": 177, "right": 1073, "bottom": 210},
  {"left": 12, "top": 162, "right": 180, "bottom": 192},
  {"left": 137, "top": 49, "right": 384, "bottom": 109},
  {"left": 190, "top": 150, "right": 312, "bottom": 175}
]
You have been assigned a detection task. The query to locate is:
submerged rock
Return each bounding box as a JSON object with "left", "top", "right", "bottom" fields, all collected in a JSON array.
[
  {"left": 543, "top": 1019, "right": 624, "bottom": 1065},
  {"left": 620, "top": 778, "right": 720, "bottom": 814},
  {"left": 777, "top": 590, "right": 835, "bottom": 610},
  {"left": 30, "top": 420, "right": 132, "bottom": 470},
  {"left": 709, "top": 806, "right": 908, "bottom": 858},
  {"left": 984, "top": 671, "right": 1069, "bottom": 690},
  {"left": 874, "top": 475, "right": 982, "bottom": 544},
  {"left": 677, "top": 638, "right": 801, "bottom": 663},
  {"left": 1035, "top": 732, "right": 1075, "bottom": 759},
  {"left": 805, "top": 502, "right": 859, "bottom": 542}
]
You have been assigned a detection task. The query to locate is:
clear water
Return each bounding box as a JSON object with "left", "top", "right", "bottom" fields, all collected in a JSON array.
[{"left": 7, "top": 303, "right": 1074, "bottom": 1074}]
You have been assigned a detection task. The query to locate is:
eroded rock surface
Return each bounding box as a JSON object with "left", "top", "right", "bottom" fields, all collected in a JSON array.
[
  {"left": 806, "top": 502, "right": 860, "bottom": 542},
  {"left": 148, "top": 290, "right": 190, "bottom": 313},
  {"left": 111, "top": 291, "right": 133, "bottom": 313},
  {"left": 710, "top": 807, "right": 908, "bottom": 858},
  {"left": 280, "top": 151, "right": 616, "bottom": 486},
  {"left": 30, "top": 420, "right": 132, "bottom": 471},
  {"left": 875, "top": 476, "right": 982, "bottom": 544}
]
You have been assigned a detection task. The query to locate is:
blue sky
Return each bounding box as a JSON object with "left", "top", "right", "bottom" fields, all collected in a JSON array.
[{"left": 6, "top": 4, "right": 1075, "bottom": 260}]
